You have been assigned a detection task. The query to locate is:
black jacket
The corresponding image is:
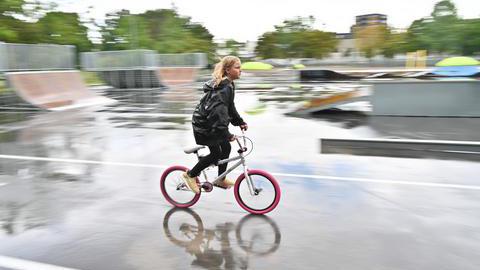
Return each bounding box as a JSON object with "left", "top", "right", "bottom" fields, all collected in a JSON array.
[{"left": 192, "top": 78, "right": 245, "bottom": 146}]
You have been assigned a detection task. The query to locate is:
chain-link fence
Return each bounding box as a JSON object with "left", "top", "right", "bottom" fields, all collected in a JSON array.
[{"left": 0, "top": 42, "right": 76, "bottom": 72}]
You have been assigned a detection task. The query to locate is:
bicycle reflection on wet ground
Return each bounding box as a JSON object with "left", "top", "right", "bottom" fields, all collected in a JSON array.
[{"left": 163, "top": 208, "right": 281, "bottom": 269}]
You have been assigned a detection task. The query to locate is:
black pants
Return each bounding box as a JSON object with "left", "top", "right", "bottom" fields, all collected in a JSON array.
[{"left": 188, "top": 140, "right": 231, "bottom": 178}]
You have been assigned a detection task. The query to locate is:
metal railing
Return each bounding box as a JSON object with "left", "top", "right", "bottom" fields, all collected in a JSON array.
[
  {"left": 81, "top": 50, "right": 208, "bottom": 71},
  {"left": 0, "top": 42, "right": 76, "bottom": 72},
  {"left": 81, "top": 49, "right": 157, "bottom": 71}
]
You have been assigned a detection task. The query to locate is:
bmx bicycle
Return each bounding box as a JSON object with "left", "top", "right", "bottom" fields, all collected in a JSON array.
[{"left": 160, "top": 131, "right": 281, "bottom": 214}]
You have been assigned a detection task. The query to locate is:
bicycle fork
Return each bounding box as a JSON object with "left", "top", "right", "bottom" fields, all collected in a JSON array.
[{"left": 242, "top": 160, "right": 261, "bottom": 196}]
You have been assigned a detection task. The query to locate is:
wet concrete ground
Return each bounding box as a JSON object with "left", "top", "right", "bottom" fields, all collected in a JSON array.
[{"left": 0, "top": 86, "right": 480, "bottom": 269}]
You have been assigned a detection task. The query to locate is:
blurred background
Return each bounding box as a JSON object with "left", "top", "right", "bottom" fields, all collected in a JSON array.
[
  {"left": 0, "top": 0, "right": 479, "bottom": 67},
  {"left": 1, "top": 1, "right": 480, "bottom": 270}
]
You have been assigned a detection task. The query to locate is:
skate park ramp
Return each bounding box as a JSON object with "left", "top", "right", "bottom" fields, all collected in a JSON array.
[
  {"left": 5, "top": 70, "right": 115, "bottom": 111},
  {"left": 156, "top": 67, "right": 199, "bottom": 87},
  {"left": 300, "top": 69, "right": 361, "bottom": 81},
  {"left": 80, "top": 51, "right": 206, "bottom": 89},
  {"left": 292, "top": 87, "right": 372, "bottom": 115}
]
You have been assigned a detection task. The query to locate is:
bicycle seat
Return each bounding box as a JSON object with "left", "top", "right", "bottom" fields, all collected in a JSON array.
[{"left": 184, "top": 145, "right": 206, "bottom": 154}]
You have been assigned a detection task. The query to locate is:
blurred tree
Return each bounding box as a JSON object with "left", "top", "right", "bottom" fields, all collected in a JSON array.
[
  {"left": 36, "top": 12, "right": 92, "bottom": 52},
  {"left": 0, "top": 0, "right": 26, "bottom": 42},
  {"left": 381, "top": 31, "right": 408, "bottom": 58},
  {"left": 0, "top": 0, "right": 25, "bottom": 15},
  {"left": 218, "top": 39, "right": 245, "bottom": 57},
  {"left": 0, "top": 1, "right": 65, "bottom": 44},
  {"left": 100, "top": 9, "right": 215, "bottom": 57},
  {"left": 405, "top": 18, "right": 432, "bottom": 52},
  {"left": 431, "top": 0, "right": 457, "bottom": 18},
  {"left": 428, "top": 0, "right": 460, "bottom": 53},
  {"left": 405, "top": 0, "right": 466, "bottom": 55},
  {"left": 255, "top": 16, "right": 337, "bottom": 59},
  {"left": 255, "top": 32, "right": 283, "bottom": 58},
  {"left": 354, "top": 25, "right": 389, "bottom": 58},
  {"left": 101, "top": 10, "right": 138, "bottom": 50},
  {"left": 456, "top": 19, "right": 480, "bottom": 56}
]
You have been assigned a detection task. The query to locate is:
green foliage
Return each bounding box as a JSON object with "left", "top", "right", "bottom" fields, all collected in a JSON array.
[
  {"left": 0, "top": 2, "right": 92, "bottom": 53},
  {"left": 381, "top": 32, "right": 408, "bottom": 58},
  {"left": 354, "top": 25, "right": 408, "bottom": 59},
  {"left": 36, "top": 12, "right": 92, "bottom": 52},
  {"left": 100, "top": 9, "right": 216, "bottom": 57},
  {"left": 0, "top": 80, "right": 6, "bottom": 93},
  {"left": 220, "top": 39, "right": 245, "bottom": 57},
  {"left": 457, "top": 19, "right": 480, "bottom": 55},
  {"left": 403, "top": 0, "right": 480, "bottom": 55},
  {"left": 0, "top": 0, "right": 29, "bottom": 43},
  {"left": 0, "top": 24, "right": 19, "bottom": 42},
  {"left": 255, "top": 17, "right": 338, "bottom": 59},
  {"left": 431, "top": 0, "right": 457, "bottom": 19},
  {"left": 81, "top": 71, "right": 104, "bottom": 85},
  {"left": 374, "top": 0, "right": 480, "bottom": 57},
  {"left": 0, "top": 0, "right": 24, "bottom": 15}
]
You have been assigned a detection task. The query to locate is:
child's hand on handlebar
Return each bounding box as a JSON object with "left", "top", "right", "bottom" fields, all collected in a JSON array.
[
  {"left": 229, "top": 134, "right": 236, "bottom": 142},
  {"left": 240, "top": 123, "right": 248, "bottom": 131}
]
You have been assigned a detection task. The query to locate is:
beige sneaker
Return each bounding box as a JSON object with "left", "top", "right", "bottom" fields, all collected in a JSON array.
[
  {"left": 213, "top": 178, "right": 236, "bottom": 189},
  {"left": 182, "top": 172, "right": 200, "bottom": 194}
]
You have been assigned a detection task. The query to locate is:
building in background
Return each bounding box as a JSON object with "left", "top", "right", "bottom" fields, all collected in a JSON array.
[
  {"left": 334, "top": 14, "right": 388, "bottom": 58},
  {"left": 352, "top": 13, "right": 388, "bottom": 31}
]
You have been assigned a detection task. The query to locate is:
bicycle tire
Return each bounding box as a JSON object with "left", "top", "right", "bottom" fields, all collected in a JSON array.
[
  {"left": 234, "top": 170, "right": 281, "bottom": 215},
  {"left": 160, "top": 165, "right": 201, "bottom": 208}
]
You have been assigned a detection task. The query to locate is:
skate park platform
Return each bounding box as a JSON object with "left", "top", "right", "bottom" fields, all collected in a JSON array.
[{"left": 81, "top": 50, "right": 206, "bottom": 89}]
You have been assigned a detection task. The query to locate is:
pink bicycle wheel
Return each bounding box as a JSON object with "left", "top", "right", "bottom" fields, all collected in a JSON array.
[
  {"left": 160, "top": 165, "right": 201, "bottom": 208},
  {"left": 234, "top": 170, "right": 281, "bottom": 215}
]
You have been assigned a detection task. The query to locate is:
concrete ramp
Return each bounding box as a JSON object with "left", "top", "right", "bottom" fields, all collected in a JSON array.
[
  {"left": 294, "top": 88, "right": 371, "bottom": 114},
  {"left": 156, "top": 67, "right": 199, "bottom": 87},
  {"left": 6, "top": 71, "right": 115, "bottom": 111}
]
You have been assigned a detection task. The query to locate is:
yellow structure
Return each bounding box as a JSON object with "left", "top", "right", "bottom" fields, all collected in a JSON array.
[{"left": 406, "top": 50, "right": 427, "bottom": 68}]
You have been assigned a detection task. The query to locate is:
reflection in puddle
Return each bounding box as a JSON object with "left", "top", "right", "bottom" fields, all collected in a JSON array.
[
  {"left": 99, "top": 87, "right": 200, "bottom": 130},
  {"left": 163, "top": 208, "right": 281, "bottom": 269}
]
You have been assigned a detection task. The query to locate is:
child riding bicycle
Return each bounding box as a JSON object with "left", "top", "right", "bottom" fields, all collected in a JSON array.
[{"left": 182, "top": 56, "right": 248, "bottom": 194}]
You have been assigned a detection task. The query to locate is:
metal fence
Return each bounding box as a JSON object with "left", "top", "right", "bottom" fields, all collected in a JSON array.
[
  {"left": 80, "top": 50, "right": 208, "bottom": 71},
  {"left": 0, "top": 42, "right": 76, "bottom": 72},
  {"left": 81, "top": 50, "right": 157, "bottom": 71}
]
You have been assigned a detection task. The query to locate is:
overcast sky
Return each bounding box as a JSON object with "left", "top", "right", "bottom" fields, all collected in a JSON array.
[{"left": 48, "top": 0, "right": 480, "bottom": 42}]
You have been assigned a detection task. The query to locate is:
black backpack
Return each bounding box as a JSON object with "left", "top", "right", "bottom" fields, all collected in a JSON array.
[{"left": 192, "top": 90, "right": 222, "bottom": 135}]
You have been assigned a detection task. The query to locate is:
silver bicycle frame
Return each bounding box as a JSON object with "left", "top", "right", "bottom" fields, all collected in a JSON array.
[{"left": 195, "top": 136, "right": 256, "bottom": 195}]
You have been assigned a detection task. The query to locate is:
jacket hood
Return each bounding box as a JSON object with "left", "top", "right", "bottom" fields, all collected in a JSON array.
[{"left": 203, "top": 78, "right": 231, "bottom": 93}]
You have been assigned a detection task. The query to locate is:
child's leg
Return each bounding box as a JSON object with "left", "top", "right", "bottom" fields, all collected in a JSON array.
[
  {"left": 217, "top": 140, "right": 232, "bottom": 177},
  {"left": 188, "top": 145, "right": 222, "bottom": 177}
]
